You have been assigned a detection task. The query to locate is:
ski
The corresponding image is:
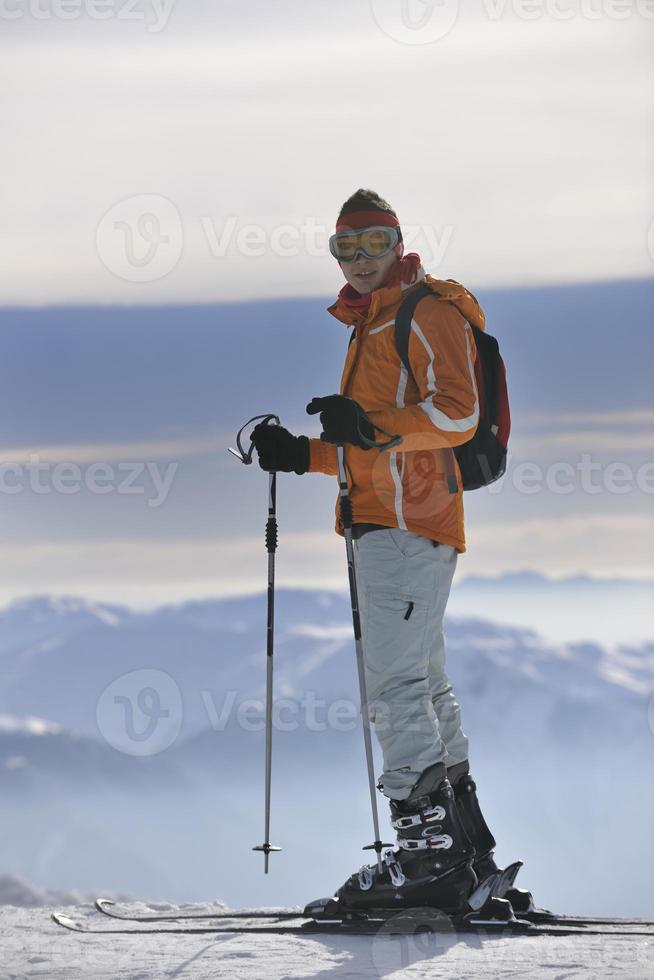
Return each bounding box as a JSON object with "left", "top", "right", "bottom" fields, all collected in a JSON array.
[
  {"left": 93, "top": 897, "right": 654, "bottom": 931},
  {"left": 480, "top": 861, "right": 654, "bottom": 929},
  {"left": 52, "top": 910, "right": 654, "bottom": 938},
  {"left": 94, "top": 898, "right": 304, "bottom": 922}
]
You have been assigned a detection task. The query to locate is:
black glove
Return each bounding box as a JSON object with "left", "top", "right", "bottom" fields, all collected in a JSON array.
[
  {"left": 250, "top": 423, "right": 309, "bottom": 474},
  {"left": 306, "top": 394, "right": 375, "bottom": 449}
]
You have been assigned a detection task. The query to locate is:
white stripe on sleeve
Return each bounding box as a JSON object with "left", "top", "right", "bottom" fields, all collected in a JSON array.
[{"left": 411, "top": 319, "right": 479, "bottom": 434}]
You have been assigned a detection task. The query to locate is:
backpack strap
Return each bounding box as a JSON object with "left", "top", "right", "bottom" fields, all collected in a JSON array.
[
  {"left": 395, "top": 285, "right": 459, "bottom": 494},
  {"left": 394, "top": 284, "right": 434, "bottom": 376}
]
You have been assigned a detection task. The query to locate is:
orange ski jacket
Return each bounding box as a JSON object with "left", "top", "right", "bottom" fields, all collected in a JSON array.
[{"left": 307, "top": 268, "right": 485, "bottom": 553}]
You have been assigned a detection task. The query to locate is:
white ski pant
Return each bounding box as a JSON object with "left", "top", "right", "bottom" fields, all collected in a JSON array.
[{"left": 353, "top": 527, "right": 469, "bottom": 801}]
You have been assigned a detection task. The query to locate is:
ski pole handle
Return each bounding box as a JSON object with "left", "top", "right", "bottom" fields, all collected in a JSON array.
[{"left": 228, "top": 413, "right": 281, "bottom": 464}]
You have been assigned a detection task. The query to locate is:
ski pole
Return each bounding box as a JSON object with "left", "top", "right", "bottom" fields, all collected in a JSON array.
[
  {"left": 229, "top": 413, "right": 282, "bottom": 873},
  {"left": 336, "top": 444, "right": 388, "bottom": 874}
]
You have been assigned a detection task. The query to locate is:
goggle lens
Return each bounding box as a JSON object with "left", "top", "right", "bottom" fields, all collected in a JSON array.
[{"left": 329, "top": 226, "right": 399, "bottom": 261}]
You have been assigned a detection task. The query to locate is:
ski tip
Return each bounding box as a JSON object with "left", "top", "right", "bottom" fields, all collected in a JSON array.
[
  {"left": 51, "top": 912, "right": 76, "bottom": 930},
  {"left": 94, "top": 898, "right": 115, "bottom": 913}
]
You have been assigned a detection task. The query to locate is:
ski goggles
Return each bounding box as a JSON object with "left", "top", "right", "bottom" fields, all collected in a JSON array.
[{"left": 328, "top": 225, "right": 402, "bottom": 262}]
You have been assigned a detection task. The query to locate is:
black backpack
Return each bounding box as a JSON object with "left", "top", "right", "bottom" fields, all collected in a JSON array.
[{"left": 394, "top": 283, "right": 511, "bottom": 492}]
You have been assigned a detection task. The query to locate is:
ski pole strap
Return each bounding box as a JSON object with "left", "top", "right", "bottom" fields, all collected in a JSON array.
[
  {"left": 356, "top": 412, "right": 403, "bottom": 452},
  {"left": 229, "top": 413, "right": 281, "bottom": 465}
]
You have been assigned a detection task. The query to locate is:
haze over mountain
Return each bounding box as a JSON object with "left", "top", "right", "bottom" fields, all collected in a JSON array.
[{"left": 0, "top": 591, "right": 651, "bottom": 915}]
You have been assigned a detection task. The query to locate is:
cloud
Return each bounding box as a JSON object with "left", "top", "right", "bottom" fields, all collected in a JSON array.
[
  {"left": 0, "top": 515, "right": 651, "bottom": 611},
  {"left": 0, "top": 15, "right": 650, "bottom": 305},
  {"left": 511, "top": 430, "right": 654, "bottom": 453},
  {"left": 0, "top": 433, "right": 229, "bottom": 465},
  {"left": 521, "top": 409, "right": 654, "bottom": 427},
  {"left": 469, "top": 513, "right": 654, "bottom": 579}
]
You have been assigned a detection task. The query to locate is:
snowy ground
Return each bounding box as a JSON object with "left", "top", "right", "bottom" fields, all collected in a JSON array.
[{"left": 1, "top": 903, "right": 652, "bottom": 980}]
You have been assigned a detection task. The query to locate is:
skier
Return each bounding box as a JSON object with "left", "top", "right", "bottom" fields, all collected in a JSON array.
[{"left": 251, "top": 188, "right": 504, "bottom": 916}]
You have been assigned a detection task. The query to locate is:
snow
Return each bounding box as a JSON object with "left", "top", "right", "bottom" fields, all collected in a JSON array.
[{"left": 1, "top": 904, "right": 652, "bottom": 980}]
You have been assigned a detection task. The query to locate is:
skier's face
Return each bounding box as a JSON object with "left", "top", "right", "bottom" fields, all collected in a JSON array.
[{"left": 339, "top": 248, "right": 398, "bottom": 295}]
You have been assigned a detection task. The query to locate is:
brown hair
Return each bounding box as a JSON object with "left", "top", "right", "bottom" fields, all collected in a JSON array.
[{"left": 338, "top": 188, "right": 397, "bottom": 220}]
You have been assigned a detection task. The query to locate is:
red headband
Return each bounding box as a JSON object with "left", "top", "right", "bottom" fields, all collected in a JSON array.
[{"left": 335, "top": 209, "right": 400, "bottom": 233}]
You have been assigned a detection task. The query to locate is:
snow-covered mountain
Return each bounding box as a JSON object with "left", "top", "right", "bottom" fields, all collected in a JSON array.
[
  {"left": 0, "top": 592, "right": 652, "bottom": 915},
  {"left": 0, "top": 590, "right": 651, "bottom": 742},
  {"left": 450, "top": 571, "right": 654, "bottom": 645},
  {"left": 0, "top": 872, "right": 91, "bottom": 908}
]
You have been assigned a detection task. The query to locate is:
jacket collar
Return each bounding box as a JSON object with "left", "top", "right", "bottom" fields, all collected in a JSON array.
[{"left": 327, "top": 266, "right": 427, "bottom": 328}]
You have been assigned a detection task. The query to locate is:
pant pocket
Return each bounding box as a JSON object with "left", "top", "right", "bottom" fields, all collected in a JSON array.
[{"left": 363, "top": 590, "right": 430, "bottom": 706}]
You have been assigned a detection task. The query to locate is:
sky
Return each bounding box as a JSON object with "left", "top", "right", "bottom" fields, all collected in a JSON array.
[
  {"left": 1, "top": 2, "right": 652, "bottom": 305},
  {"left": 0, "top": 3, "right": 652, "bottom": 626},
  {"left": 0, "top": 281, "right": 652, "bottom": 633}
]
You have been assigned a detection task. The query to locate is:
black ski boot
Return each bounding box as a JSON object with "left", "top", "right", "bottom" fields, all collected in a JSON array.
[
  {"left": 449, "top": 765, "right": 538, "bottom": 917},
  {"left": 320, "top": 766, "right": 478, "bottom": 916},
  {"left": 449, "top": 767, "right": 499, "bottom": 881}
]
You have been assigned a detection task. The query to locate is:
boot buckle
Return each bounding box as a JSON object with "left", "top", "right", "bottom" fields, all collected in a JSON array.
[
  {"left": 397, "top": 833, "right": 453, "bottom": 851},
  {"left": 357, "top": 866, "right": 374, "bottom": 891},
  {"left": 392, "top": 804, "right": 445, "bottom": 831},
  {"left": 383, "top": 848, "right": 406, "bottom": 888}
]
